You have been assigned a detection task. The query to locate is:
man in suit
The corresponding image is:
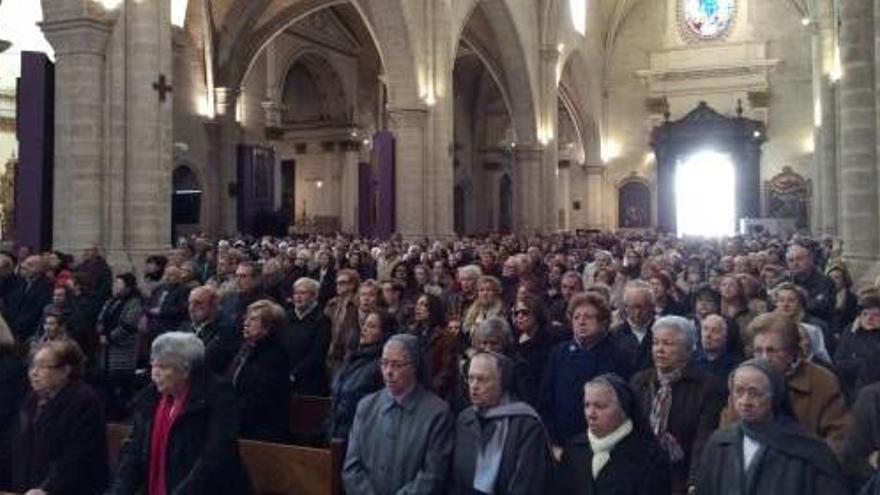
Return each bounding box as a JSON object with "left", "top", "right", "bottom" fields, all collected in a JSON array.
[
  {"left": 186, "top": 285, "right": 240, "bottom": 374},
  {"left": 7, "top": 255, "right": 53, "bottom": 341}
]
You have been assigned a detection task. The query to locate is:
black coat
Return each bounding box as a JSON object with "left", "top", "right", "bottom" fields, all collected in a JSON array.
[
  {"left": 610, "top": 319, "right": 655, "bottom": 374},
  {"left": 183, "top": 318, "right": 241, "bottom": 375},
  {"left": 0, "top": 351, "right": 26, "bottom": 437},
  {"left": 329, "top": 343, "right": 383, "bottom": 440},
  {"left": 834, "top": 326, "right": 880, "bottom": 400},
  {"left": 147, "top": 282, "right": 192, "bottom": 336},
  {"left": 2, "top": 382, "right": 107, "bottom": 494},
  {"left": 792, "top": 268, "right": 836, "bottom": 324},
  {"left": 228, "top": 334, "right": 290, "bottom": 443},
  {"left": 555, "top": 429, "right": 671, "bottom": 495},
  {"left": 696, "top": 424, "right": 848, "bottom": 495},
  {"left": 111, "top": 369, "right": 251, "bottom": 495},
  {"left": 6, "top": 275, "right": 53, "bottom": 341},
  {"left": 515, "top": 325, "right": 565, "bottom": 403},
  {"left": 630, "top": 363, "right": 725, "bottom": 494},
  {"left": 286, "top": 306, "right": 331, "bottom": 396},
  {"left": 449, "top": 407, "right": 552, "bottom": 495}
]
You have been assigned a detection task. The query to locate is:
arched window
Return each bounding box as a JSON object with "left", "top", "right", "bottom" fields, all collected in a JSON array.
[{"left": 570, "top": 0, "right": 586, "bottom": 35}]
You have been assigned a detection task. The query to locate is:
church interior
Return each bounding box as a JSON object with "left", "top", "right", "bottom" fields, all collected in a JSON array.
[{"left": 0, "top": 0, "right": 872, "bottom": 271}]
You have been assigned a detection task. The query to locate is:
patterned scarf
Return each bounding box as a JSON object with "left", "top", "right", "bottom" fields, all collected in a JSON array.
[{"left": 650, "top": 367, "right": 685, "bottom": 462}]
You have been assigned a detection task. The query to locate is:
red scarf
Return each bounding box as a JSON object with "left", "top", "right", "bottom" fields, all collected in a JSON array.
[{"left": 148, "top": 388, "right": 189, "bottom": 495}]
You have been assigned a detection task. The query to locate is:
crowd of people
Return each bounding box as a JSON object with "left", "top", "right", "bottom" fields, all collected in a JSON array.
[{"left": 1, "top": 230, "right": 880, "bottom": 494}]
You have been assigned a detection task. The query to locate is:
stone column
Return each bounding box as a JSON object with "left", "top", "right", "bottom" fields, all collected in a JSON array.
[
  {"left": 388, "top": 107, "right": 429, "bottom": 238},
  {"left": 540, "top": 46, "right": 560, "bottom": 232},
  {"left": 820, "top": 82, "right": 838, "bottom": 234},
  {"left": 124, "top": 0, "right": 172, "bottom": 255},
  {"left": 339, "top": 143, "right": 360, "bottom": 233},
  {"left": 213, "top": 86, "right": 240, "bottom": 235},
  {"left": 582, "top": 164, "right": 606, "bottom": 230},
  {"left": 41, "top": 9, "right": 112, "bottom": 253},
  {"left": 556, "top": 163, "right": 571, "bottom": 230},
  {"left": 839, "top": 0, "right": 878, "bottom": 272},
  {"left": 514, "top": 147, "right": 544, "bottom": 232}
]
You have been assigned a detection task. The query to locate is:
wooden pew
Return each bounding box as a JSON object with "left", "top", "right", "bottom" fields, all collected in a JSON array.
[
  {"left": 289, "top": 394, "right": 332, "bottom": 442},
  {"left": 106, "top": 423, "right": 344, "bottom": 495}
]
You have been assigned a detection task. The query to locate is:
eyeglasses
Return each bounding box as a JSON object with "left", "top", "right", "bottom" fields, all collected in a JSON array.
[
  {"left": 731, "top": 386, "right": 768, "bottom": 400},
  {"left": 380, "top": 359, "right": 412, "bottom": 371}
]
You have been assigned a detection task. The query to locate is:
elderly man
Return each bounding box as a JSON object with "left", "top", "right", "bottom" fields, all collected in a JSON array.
[
  {"left": 287, "top": 277, "right": 331, "bottom": 395},
  {"left": 548, "top": 271, "right": 584, "bottom": 328},
  {"left": 6, "top": 255, "right": 53, "bottom": 340},
  {"left": 450, "top": 352, "right": 550, "bottom": 494},
  {"left": 720, "top": 313, "right": 850, "bottom": 456},
  {"left": 786, "top": 243, "right": 834, "bottom": 323},
  {"left": 343, "top": 334, "right": 454, "bottom": 494},
  {"left": 185, "top": 285, "right": 239, "bottom": 374},
  {"left": 219, "top": 261, "right": 265, "bottom": 329},
  {"left": 610, "top": 281, "right": 656, "bottom": 373},
  {"left": 325, "top": 269, "right": 360, "bottom": 371},
  {"left": 145, "top": 265, "right": 192, "bottom": 337}
]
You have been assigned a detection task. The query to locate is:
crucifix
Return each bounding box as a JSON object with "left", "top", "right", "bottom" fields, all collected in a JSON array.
[{"left": 152, "top": 74, "right": 173, "bottom": 102}]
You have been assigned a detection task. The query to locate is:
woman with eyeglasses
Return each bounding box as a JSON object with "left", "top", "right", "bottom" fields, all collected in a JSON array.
[
  {"left": 1, "top": 339, "right": 107, "bottom": 494},
  {"left": 697, "top": 359, "right": 848, "bottom": 495},
  {"left": 539, "top": 293, "right": 630, "bottom": 458},
  {"left": 834, "top": 293, "right": 880, "bottom": 400},
  {"left": 512, "top": 294, "right": 565, "bottom": 403}
]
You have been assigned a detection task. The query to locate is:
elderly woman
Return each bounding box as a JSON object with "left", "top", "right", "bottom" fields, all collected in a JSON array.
[
  {"left": 513, "top": 294, "right": 566, "bottom": 389},
  {"left": 463, "top": 276, "right": 505, "bottom": 342},
  {"left": 329, "top": 309, "right": 393, "bottom": 441},
  {"left": 630, "top": 315, "right": 725, "bottom": 495},
  {"left": 227, "top": 299, "right": 290, "bottom": 442},
  {"left": 457, "top": 317, "right": 535, "bottom": 409},
  {"left": 2, "top": 340, "right": 107, "bottom": 494},
  {"left": 453, "top": 264, "right": 483, "bottom": 318},
  {"left": 450, "top": 351, "right": 552, "bottom": 494},
  {"left": 697, "top": 359, "right": 848, "bottom": 494},
  {"left": 287, "top": 277, "right": 331, "bottom": 396},
  {"left": 556, "top": 374, "right": 670, "bottom": 495},
  {"left": 113, "top": 332, "right": 251, "bottom": 494},
  {"left": 410, "top": 293, "right": 459, "bottom": 402},
  {"left": 540, "top": 293, "right": 630, "bottom": 452}
]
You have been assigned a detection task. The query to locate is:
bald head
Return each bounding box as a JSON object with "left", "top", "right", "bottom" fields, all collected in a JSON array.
[{"left": 188, "top": 285, "right": 219, "bottom": 324}]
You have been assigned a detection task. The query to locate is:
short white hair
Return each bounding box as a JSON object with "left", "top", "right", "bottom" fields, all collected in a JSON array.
[
  {"left": 652, "top": 315, "right": 697, "bottom": 353},
  {"left": 293, "top": 277, "right": 320, "bottom": 295},
  {"left": 151, "top": 332, "right": 205, "bottom": 373},
  {"left": 458, "top": 264, "right": 483, "bottom": 280}
]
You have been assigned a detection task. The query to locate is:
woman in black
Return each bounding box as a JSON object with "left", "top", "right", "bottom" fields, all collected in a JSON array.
[
  {"left": 2, "top": 339, "right": 107, "bottom": 494},
  {"left": 328, "top": 308, "right": 393, "bottom": 441},
  {"left": 556, "top": 373, "right": 670, "bottom": 495}
]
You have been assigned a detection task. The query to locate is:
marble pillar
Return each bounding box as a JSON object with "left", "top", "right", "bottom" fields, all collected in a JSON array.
[
  {"left": 41, "top": 10, "right": 112, "bottom": 253},
  {"left": 839, "top": 0, "right": 878, "bottom": 271}
]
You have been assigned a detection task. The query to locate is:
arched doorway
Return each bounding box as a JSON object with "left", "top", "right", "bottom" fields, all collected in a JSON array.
[{"left": 172, "top": 166, "right": 201, "bottom": 242}]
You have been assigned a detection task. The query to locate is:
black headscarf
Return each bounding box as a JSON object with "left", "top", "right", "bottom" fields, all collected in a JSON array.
[
  {"left": 589, "top": 373, "right": 650, "bottom": 434},
  {"left": 733, "top": 359, "right": 842, "bottom": 481}
]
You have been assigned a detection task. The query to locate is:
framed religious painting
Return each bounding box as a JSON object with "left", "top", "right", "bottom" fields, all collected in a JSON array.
[{"left": 679, "top": 0, "right": 737, "bottom": 43}]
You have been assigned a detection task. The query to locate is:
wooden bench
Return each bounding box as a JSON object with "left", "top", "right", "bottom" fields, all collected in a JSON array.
[
  {"left": 289, "top": 394, "right": 332, "bottom": 441},
  {"left": 106, "top": 423, "right": 344, "bottom": 495}
]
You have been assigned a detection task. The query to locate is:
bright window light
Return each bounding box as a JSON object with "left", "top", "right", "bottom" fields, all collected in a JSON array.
[
  {"left": 675, "top": 151, "right": 736, "bottom": 238},
  {"left": 570, "top": 0, "right": 586, "bottom": 35},
  {"left": 171, "top": 0, "right": 190, "bottom": 28}
]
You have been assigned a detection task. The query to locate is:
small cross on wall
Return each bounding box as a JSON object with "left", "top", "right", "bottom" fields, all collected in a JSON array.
[{"left": 152, "top": 74, "right": 173, "bottom": 102}]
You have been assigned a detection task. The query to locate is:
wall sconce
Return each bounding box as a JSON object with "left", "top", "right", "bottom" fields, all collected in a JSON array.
[{"left": 316, "top": 180, "right": 324, "bottom": 189}]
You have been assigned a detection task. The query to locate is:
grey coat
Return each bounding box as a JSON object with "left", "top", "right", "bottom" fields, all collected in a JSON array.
[
  {"left": 449, "top": 406, "right": 552, "bottom": 495},
  {"left": 343, "top": 385, "right": 454, "bottom": 495}
]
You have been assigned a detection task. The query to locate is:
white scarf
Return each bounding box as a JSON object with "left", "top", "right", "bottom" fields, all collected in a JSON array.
[{"left": 587, "top": 419, "right": 633, "bottom": 478}]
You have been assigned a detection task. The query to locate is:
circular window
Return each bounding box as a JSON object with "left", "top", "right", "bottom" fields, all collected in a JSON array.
[{"left": 680, "top": 0, "right": 737, "bottom": 42}]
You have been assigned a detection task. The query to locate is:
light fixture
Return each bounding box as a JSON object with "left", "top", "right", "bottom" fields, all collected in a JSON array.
[
  {"left": 316, "top": 180, "right": 324, "bottom": 189},
  {"left": 753, "top": 130, "right": 762, "bottom": 138},
  {"left": 801, "top": 17, "right": 811, "bottom": 27},
  {"left": 98, "top": 0, "right": 123, "bottom": 10},
  {"left": 557, "top": 43, "right": 564, "bottom": 53}
]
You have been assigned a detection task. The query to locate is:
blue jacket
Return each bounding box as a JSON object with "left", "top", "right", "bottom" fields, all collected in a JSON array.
[{"left": 538, "top": 335, "right": 631, "bottom": 444}]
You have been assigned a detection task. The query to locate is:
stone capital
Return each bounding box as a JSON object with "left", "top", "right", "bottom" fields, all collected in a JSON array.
[
  {"left": 387, "top": 107, "right": 430, "bottom": 128},
  {"left": 214, "top": 87, "right": 240, "bottom": 116},
  {"left": 514, "top": 146, "right": 546, "bottom": 162},
  {"left": 40, "top": 17, "right": 112, "bottom": 56}
]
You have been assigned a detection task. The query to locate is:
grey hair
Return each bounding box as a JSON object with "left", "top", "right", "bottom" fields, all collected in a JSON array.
[
  {"left": 151, "top": 331, "right": 205, "bottom": 373},
  {"left": 458, "top": 264, "right": 483, "bottom": 280},
  {"left": 652, "top": 315, "right": 697, "bottom": 353},
  {"left": 473, "top": 316, "right": 513, "bottom": 350},
  {"left": 293, "top": 277, "right": 320, "bottom": 295}
]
